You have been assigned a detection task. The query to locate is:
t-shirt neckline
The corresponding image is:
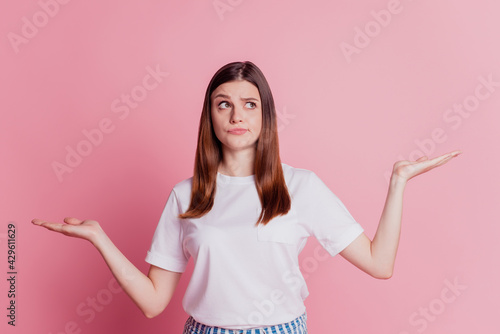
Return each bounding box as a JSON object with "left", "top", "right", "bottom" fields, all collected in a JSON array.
[{"left": 217, "top": 172, "right": 255, "bottom": 185}]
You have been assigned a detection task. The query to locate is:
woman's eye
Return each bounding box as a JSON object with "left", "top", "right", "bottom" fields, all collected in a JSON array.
[
  {"left": 218, "top": 101, "right": 230, "bottom": 109},
  {"left": 245, "top": 102, "right": 256, "bottom": 108}
]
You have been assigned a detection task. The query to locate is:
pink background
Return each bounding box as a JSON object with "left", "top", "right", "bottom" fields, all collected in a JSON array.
[{"left": 1, "top": 0, "right": 499, "bottom": 333}]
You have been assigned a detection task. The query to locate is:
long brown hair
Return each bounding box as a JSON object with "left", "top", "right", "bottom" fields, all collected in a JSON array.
[{"left": 179, "top": 61, "right": 291, "bottom": 225}]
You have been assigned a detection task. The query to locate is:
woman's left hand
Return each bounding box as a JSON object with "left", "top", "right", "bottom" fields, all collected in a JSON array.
[{"left": 392, "top": 150, "right": 462, "bottom": 183}]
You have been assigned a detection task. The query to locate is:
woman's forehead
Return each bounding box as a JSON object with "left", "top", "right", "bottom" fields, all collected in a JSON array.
[{"left": 211, "top": 80, "right": 260, "bottom": 99}]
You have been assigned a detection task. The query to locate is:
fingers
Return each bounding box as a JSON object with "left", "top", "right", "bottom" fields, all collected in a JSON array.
[
  {"left": 31, "top": 219, "right": 66, "bottom": 233},
  {"left": 31, "top": 218, "right": 44, "bottom": 225},
  {"left": 31, "top": 218, "right": 59, "bottom": 227},
  {"left": 418, "top": 150, "right": 462, "bottom": 171},
  {"left": 438, "top": 150, "right": 462, "bottom": 161},
  {"left": 32, "top": 217, "right": 82, "bottom": 226},
  {"left": 31, "top": 218, "right": 74, "bottom": 234},
  {"left": 433, "top": 150, "right": 462, "bottom": 164}
]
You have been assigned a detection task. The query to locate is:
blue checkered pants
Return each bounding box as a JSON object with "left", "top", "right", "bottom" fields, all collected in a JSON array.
[{"left": 182, "top": 312, "right": 308, "bottom": 334}]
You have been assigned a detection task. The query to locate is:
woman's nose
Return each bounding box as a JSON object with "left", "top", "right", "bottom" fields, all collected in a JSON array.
[{"left": 230, "top": 106, "right": 243, "bottom": 123}]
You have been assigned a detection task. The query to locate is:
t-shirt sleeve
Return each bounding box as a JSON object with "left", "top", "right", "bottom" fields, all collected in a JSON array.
[
  {"left": 145, "top": 189, "right": 189, "bottom": 272},
  {"left": 305, "top": 172, "right": 364, "bottom": 257}
]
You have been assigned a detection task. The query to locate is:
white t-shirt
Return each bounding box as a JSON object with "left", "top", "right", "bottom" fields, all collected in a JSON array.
[{"left": 145, "top": 164, "right": 364, "bottom": 329}]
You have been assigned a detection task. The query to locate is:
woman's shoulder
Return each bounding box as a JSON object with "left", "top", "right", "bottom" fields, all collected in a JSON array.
[
  {"left": 170, "top": 176, "right": 193, "bottom": 200},
  {"left": 281, "top": 163, "right": 318, "bottom": 183}
]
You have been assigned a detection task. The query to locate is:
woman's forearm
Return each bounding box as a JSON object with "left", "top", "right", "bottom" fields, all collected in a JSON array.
[
  {"left": 91, "top": 231, "right": 166, "bottom": 318},
  {"left": 370, "top": 174, "right": 407, "bottom": 277}
]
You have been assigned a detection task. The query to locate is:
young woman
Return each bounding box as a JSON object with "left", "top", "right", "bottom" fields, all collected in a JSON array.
[{"left": 33, "top": 61, "right": 461, "bottom": 333}]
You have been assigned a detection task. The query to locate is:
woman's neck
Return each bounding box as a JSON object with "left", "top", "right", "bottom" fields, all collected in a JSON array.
[{"left": 218, "top": 148, "right": 256, "bottom": 177}]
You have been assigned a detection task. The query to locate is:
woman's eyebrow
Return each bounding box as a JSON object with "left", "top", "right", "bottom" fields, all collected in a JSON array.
[
  {"left": 212, "top": 94, "right": 259, "bottom": 102},
  {"left": 212, "top": 93, "right": 230, "bottom": 100},
  {"left": 241, "top": 97, "right": 259, "bottom": 102}
]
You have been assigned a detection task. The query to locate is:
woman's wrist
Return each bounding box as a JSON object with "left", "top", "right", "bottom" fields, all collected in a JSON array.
[
  {"left": 389, "top": 172, "right": 408, "bottom": 190},
  {"left": 89, "top": 225, "right": 108, "bottom": 249}
]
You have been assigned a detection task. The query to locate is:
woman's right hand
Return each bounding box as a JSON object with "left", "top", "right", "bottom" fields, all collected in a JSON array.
[{"left": 32, "top": 217, "right": 104, "bottom": 245}]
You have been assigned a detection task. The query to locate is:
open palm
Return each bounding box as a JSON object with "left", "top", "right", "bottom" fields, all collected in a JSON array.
[
  {"left": 32, "top": 217, "right": 103, "bottom": 244},
  {"left": 392, "top": 150, "right": 461, "bottom": 182}
]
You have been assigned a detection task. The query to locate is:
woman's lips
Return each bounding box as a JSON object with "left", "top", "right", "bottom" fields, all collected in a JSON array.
[{"left": 227, "top": 128, "right": 248, "bottom": 135}]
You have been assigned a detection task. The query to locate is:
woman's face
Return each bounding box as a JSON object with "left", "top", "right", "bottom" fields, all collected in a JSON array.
[{"left": 210, "top": 80, "right": 262, "bottom": 153}]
